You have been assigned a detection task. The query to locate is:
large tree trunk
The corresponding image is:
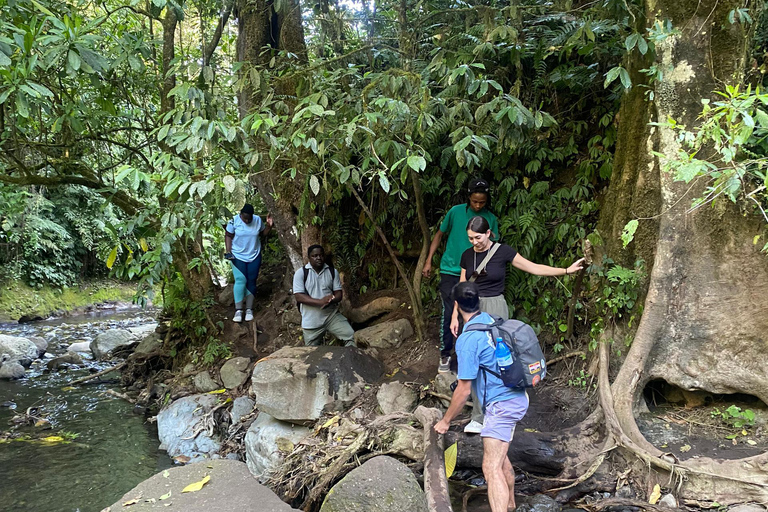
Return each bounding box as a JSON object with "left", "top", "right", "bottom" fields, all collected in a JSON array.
[
  {"left": 236, "top": 0, "right": 320, "bottom": 273},
  {"left": 599, "top": 0, "right": 768, "bottom": 503}
]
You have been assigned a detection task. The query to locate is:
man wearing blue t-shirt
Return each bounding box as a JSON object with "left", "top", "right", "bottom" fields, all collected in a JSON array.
[
  {"left": 434, "top": 282, "right": 529, "bottom": 512},
  {"left": 224, "top": 204, "right": 273, "bottom": 322}
]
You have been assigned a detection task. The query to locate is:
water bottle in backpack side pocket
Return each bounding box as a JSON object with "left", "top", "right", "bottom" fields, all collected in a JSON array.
[{"left": 495, "top": 337, "right": 514, "bottom": 382}]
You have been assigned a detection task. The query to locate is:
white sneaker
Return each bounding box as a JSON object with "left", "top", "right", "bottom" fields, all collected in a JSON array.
[
  {"left": 245, "top": 309, "right": 254, "bottom": 322},
  {"left": 233, "top": 310, "right": 243, "bottom": 323},
  {"left": 464, "top": 420, "right": 483, "bottom": 434}
]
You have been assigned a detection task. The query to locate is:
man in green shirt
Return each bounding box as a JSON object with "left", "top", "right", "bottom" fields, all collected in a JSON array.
[{"left": 422, "top": 178, "right": 499, "bottom": 374}]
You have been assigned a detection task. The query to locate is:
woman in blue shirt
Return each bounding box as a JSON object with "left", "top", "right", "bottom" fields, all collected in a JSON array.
[{"left": 224, "top": 204, "right": 273, "bottom": 322}]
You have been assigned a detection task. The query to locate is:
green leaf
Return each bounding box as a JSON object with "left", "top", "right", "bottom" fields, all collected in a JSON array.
[
  {"left": 621, "top": 219, "right": 638, "bottom": 248},
  {"left": 223, "top": 175, "right": 236, "bottom": 193},
  {"left": 637, "top": 36, "right": 648, "bottom": 55},
  {"left": 378, "top": 174, "right": 390, "bottom": 193},
  {"left": 158, "top": 124, "right": 170, "bottom": 141},
  {"left": 619, "top": 68, "right": 632, "bottom": 89},
  {"left": 407, "top": 155, "right": 426, "bottom": 172},
  {"left": 604, "top": 67, "right": 621, "bottom": 88},
  {"left": 67, "top": 50, "right": 81, "bottom": 71},
  {"left": 0, "top": 52, "right": 10, "bottom": 67},
  {"left": 309, "top": 175, "right": 320, "bottom": 196}
]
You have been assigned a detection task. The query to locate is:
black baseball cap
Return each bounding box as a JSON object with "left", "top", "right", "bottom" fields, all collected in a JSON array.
[
  {"left": 468, "top": 178, "right": 490, "bottom": 194},
  {"left": 240, "top": 204, "right": 255, "bottom": 215}
]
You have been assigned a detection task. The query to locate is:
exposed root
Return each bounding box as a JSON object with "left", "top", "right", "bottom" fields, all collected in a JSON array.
[{"left": 70, "top": 362, "right": 127, "bottom": 385}]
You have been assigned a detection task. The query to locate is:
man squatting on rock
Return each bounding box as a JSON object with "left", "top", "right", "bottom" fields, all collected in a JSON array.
[
  {"left": 292, "top": 245, "right": 356, "bottom": 347},
  {"left": 435, "top": 282, "right": 529, "bottom": 512}
]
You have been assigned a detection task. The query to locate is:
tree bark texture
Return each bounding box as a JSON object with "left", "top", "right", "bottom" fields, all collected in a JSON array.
[
  {"left": 236, "top": 0, "right": 318, "bottom": 272},
  {"left": 602, "top": 0, "right": 768, "bottom": 502}
]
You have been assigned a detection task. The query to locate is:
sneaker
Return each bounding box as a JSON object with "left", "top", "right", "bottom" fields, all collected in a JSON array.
[
  {"left": 464, "top": 420, "right": 483, "bottom": 434},
  {"left": 233, "top": 310, "right": 243, "bottom": 323},
  {"left": 245, "top": 309, "right": 254, "bottom": 322},
  {"left": 438, "top": 356, "right": 451, "bottom": 373}
]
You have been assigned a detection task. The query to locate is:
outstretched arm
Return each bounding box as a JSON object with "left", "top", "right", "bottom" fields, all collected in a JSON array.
[{"left": 512, "top": 255, "right": 585, "bottom": 277}]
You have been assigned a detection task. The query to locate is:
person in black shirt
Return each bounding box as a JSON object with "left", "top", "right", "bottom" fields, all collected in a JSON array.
[{"left": 450, "top": 216, "right": 585, "bottom": 337}]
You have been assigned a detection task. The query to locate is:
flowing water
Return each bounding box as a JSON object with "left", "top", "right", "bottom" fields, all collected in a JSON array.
[{"left": 0, "top": 310, "right": 173, "bottom": 512}]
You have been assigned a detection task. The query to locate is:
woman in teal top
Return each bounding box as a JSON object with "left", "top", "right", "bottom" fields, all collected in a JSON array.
[{"left": 224, "top": 204, "right": 272, "bottom": 322}]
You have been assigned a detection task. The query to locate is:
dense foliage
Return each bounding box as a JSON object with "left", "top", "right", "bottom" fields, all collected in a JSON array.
[{"left": 2, "top": 0, "right": 765, "bottom": 354}]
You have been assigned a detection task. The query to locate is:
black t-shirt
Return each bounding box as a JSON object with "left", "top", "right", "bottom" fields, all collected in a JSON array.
[{"left": 460, "top": 243, "right": 518, "bottom": 296}]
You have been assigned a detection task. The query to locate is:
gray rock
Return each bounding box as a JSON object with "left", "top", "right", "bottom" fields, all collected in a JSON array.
[
  {"left": 245, "top": 413, "right": 310, "bottom": 480},
  {"left": 0, "top": 361, "right": 25, "bottom": 380},
  {"left": 659, "top": 494, "right": 677, "bottom": 508},
  {"left": 218, "top": 284, "right": 235, "bottom": 307},
  {"left": 388, "top": 425, "right": 424, "bottom": 460},
  {"left": 110, "top": 459, "right": 297, "bottom": 511},
  {"left": 46, "top": 352, "right": 83, "bottom": 370},
  {"left": 0, "top": 335, "right": 39, "bottom": 363},
  {"left": 433, "top": 372, "right": 457, "bottom": 407},
  {"left": 377, "top": 381, "right": 418, "bottom": 415},
  {"left": 134, "top": 333, "right": 163, "bottom": 355},
  {"left": 194, "top": 372, "right": 221, "bottom": 393},
  {"left": 615, "top": 485, "right": 636, "bottom": 499},
  {"left": 157, "top": 394, "right": 222, "bottom": 460},
  {"left": 90, "top": 328, "right": 136, "bottom": 359},
  {"left": 230, "top": 397, "right": 255, "bottom": 424},
  {"left": 250, "top": 346, "right": 383, "bottom": 422},
  {"left": 28, "top": 336, "right": 48, "bottom": 357},
  {"left": 728, "top": 505, "right": 766, "bottom": 512},
  {"left": 67, "top": 341, "right": 93, "bottom": 356},
  {"left": 517, "top": 494, "right": 562, "bottom": 512},
  {"left": 319, "top": 456, "right": 428, "bottom": 512},
  {"left": 353, "top": 319, "right": 414, "bottom": 349},
  {"left": 220, "top": 357, "right": 250, "bottom": 389},
  {"left": 128, "top": 323, "right": 158, "bottom": 339}
]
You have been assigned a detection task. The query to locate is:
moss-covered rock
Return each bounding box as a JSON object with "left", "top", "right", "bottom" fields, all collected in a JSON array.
[
  {"left": 320, "top": 456, "right": 428, "bottom": 512},
  {"left": 0, "top": 279, "right": 137, "bottom": 322}
]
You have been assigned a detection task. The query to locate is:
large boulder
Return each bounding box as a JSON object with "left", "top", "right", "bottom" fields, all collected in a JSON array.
[
  {"left": 67, "top": 341, "right": 92, "bottom": 356},
  {"left": 377, "top": 381, "right": 418, "bottom": 415},
  {"left": 220, "top": 357, "right": 250, "bottom": 389},
  {"left": 353, "top": 319, "right": 414, "bottom": 349},
  {"left": 128, "top": 323, "right": 158, "bottom": 339},
  {"left": 250, "top": 346, "right": 383, "bottom": 422},
  {"left": 134, "top": 333, "right": 162, "bottom": 355},
  {"left": 90, "top": 328, "right": 136, "bottom": 359},
  {"left": 109, "top": 459, "right": 297, "bottom": 511},
  {"left": 27, "top": 336, "right": 48, "bottom": 357},
  {"left": 194, "top": 372, "right": 221, "bottom": 393},
  {"left": 319, "top": 456, "right": 428, "bottom": 512},
  {"left": 0, "top": 335, "right": 39, "bottom": 364},
  {"left": 245, "top": 413, "right": 310, "bottom": 480},
  {"left": 157, "top": 394, "right": 222, "bottom": 461}
]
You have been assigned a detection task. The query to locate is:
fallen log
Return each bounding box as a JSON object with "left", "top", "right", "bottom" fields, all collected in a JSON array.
[
  {"left": 415, "top": 406, "right": 454, "bottom": 512},
  {"left": 444, "top": 429, "right": 566, "bottom": 475}
]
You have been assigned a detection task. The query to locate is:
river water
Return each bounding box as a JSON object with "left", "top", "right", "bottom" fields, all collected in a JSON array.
[{"left": 0, "top": 310, "right": 173, "bottom": 512}]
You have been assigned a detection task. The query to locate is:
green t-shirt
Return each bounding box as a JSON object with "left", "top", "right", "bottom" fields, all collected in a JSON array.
[{"left": 438, "top": 204, "right": 499, "bottom": 276}]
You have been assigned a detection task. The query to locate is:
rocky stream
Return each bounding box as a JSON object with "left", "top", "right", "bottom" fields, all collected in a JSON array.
[{"left": 0, "top": 310, "right": 172, "bottom": 512}]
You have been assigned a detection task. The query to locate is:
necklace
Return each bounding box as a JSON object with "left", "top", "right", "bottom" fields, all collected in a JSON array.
[{"left": 473, "top": 242, "right": 494, "bottom": 275}]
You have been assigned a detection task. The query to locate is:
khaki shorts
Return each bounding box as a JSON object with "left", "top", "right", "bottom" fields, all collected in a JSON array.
[{"left": 303, "top": 311, "right": 355, "bottom": 346}]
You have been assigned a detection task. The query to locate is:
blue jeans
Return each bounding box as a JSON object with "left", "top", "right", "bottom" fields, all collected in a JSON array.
[{"left": 231, "top": 253, "right": 262, "bottom": 309}]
